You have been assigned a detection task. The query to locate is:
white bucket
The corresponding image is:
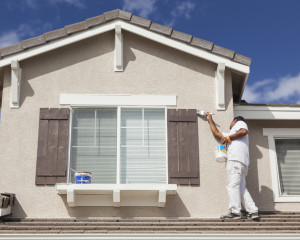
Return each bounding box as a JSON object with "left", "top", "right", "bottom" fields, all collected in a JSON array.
[{"left": 215, "top": 145, "right": 227, "bottom": 163}]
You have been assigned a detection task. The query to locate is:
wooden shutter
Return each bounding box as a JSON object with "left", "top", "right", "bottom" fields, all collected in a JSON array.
[
  {"left": 36, "top": 108, "right": 70, "bottom": 185},
  {"left": 167, "top": 109, "right": 200, "bottom": 185}
]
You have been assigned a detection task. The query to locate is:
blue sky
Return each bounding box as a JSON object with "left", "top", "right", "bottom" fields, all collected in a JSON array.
[{"left": 0, "top": 0, "right": 300, "bottom": 104}]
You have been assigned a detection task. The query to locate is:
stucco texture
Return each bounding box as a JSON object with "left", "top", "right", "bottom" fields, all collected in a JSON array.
[{"left": 0, "top": 30, "right": 279, "bottom": 219}]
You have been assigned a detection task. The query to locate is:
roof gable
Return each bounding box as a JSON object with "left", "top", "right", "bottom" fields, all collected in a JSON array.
[{"left": 0, "top": 9, "right": 251, "bottom": 68}]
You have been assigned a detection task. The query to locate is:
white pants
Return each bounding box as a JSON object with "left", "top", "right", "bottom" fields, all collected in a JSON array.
[{"left": 226, "top": 160, "right": 258, "bottom": 214}]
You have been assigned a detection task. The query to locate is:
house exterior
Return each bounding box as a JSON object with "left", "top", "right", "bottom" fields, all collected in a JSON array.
[{"left": 0, "top": 8, "right": 299, "bottom": 228}]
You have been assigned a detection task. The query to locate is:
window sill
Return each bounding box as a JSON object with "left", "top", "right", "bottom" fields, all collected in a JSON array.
[
  {"left": 55, "top": 184, "right": 177, "bottom": 208},
  {"left": 273, "top": 195, "right": 300, "bottom": 203}
]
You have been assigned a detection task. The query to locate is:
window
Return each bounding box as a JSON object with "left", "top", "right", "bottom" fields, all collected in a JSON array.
[
  {"left": 275, "top": 139, "right": 300, "bottom": 196},
  {"left": 263, "top": 128, "right": 300, "bottom": 202},
  {"left": 69, "top": 107, "right": 167, "bottom": 184}
]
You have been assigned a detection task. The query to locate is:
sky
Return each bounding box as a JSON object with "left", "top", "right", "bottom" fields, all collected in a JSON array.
[{"left": 0, "top": 0, "right": 300, "bottom": 104}]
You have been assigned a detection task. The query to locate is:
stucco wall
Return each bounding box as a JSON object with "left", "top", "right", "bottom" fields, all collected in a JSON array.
[
  {"left": 247, "top": 120, "right": 300, "bottom": 212},
  {"left": 0, "top": 30, "right": 244, "bottom": 218}
]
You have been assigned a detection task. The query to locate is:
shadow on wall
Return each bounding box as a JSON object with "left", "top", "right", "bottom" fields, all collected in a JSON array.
[
  {"left": 60, "top": 193, "right": 190, "bottom": 218},
  {"left": 247, "top": 127, "right": 276, "bottom": 211},
  {"left": 11, "top": 197, "right": 27, "bottom": 218}
]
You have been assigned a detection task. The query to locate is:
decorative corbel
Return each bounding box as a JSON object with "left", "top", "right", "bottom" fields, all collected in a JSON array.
[
  {"left": 215, "top": 63, "right": 225, "bottom": 110},
  {"left": 11, "top": 60, "right": 22, "bottom": 108},
  {"left": 114, "top": 24, "right": 123, "bottom": 72}
]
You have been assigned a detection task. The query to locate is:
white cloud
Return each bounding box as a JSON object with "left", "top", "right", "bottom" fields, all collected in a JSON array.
[
  {"left": 123, "top": 0, "right": 156, "bottom": 18},
  {"left": 0, "top": 32, "right": 20, "bottom": 48},
  {"left": 0, "top": 22, "right": 52, "bottom": 48},
  {"left": 48, "top": 0, "right": 86, "bottom": 8},
  {"left": 165, "top": 1, "right": 195, "bottom": 27},
  {"left": 243, "top": 73, "right": 300, "bottom": 104},
  {"left": 25, "top": 0, "right": 39, "bottom": 9},
  {"left": 171, "top": 1, "right": 195, "bottom": 19}
]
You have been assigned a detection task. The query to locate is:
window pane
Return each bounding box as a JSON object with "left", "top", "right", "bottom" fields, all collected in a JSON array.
[
  {"left": 275, "top": 139, "right": 300, "bottom": 195},
  {"left": 120, "top": 108, "right": 166, "bottom": 184},
  {"left": 70, "top": 109, "right": 117, "bottom": 184}
]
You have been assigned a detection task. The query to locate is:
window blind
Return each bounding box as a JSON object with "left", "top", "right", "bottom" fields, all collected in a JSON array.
[
  {"left": 70, "top": 109, "right": 117, "bottom": 184},
  {"left": 275, "top": 139, "right": 300, "bottom": 195},
  {"left": 120, "top": 108, "right": 166, "bottom": 184}
]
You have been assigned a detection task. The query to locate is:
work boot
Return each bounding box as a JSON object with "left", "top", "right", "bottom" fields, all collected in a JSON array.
[
  {"left": 220, "top": 212, "right": 241, "bottom": 220},
  {"left": 248, "top": 212, "right": 259, "bottom": 220}
]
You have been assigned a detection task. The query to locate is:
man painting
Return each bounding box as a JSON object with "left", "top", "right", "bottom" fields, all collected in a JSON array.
[{"left": 206, "top": 114, "right": 259, "bottom": 219}]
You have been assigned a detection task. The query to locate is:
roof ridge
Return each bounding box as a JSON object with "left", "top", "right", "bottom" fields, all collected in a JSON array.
[{"left": 0, "top": 9, "right": 251, "bottom": 66}]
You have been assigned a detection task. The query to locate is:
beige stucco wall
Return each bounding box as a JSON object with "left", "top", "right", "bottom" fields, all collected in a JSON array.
[
  {"left": 247, "top": 120, "right": 300, "bottom": 212},
  {"left": 0, "top": 30, "right": 278, "bottom": 219}
]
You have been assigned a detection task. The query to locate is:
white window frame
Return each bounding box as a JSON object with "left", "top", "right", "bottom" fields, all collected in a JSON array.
[
  {"left": 67, "top": 105, "right": 169, "bottom": 185},
  {"left": 263, "top": 128, "right": 300, "bottom": 202}
]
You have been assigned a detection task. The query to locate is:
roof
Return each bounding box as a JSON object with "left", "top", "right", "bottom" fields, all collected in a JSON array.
[
  {"left": 1, "top": 212, "right": 300, "bottom": 234},
  {"left": 0, "top": 9, "right": 251, "bottom": 66}
]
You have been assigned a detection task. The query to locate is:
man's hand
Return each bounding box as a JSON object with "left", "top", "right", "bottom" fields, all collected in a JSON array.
[
  {"left": 206, "top": 112, "right": 212, "bottom": 121},
  {"left": 221, "top": 137, "right": 229, "bottom": 145}
]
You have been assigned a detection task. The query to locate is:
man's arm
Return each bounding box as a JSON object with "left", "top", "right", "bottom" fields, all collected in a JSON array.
[
  {"left": 221, "top": 128, "right": 248, "bottom": 144},
  {"left": 206, "top": 113, "right": 223, "bottom": 140}
]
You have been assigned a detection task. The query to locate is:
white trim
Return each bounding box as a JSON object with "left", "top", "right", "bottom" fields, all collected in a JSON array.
[
  {"left": 0, "top": 20, "right": 250, "bottom": 75},
  {"left": 116, "top": 106, "right": 121, "bottom": 185},
  {"left": 234, "top": 105, "right": 300, "bottom": 120},
  {"left": 10, "top": 60, "right": 22, "bottom": 108},
  {"left": 215, "top": 63, "right": 225, "bottom": 110},
  {"left": 114, "top": 24, "right": 123, "bottom": 71},
  {"left": 263, "top": 128, "right": 300, "bottom": 202},
  {"left": 55, "top": 183, "right": 177, "bottom": 207},
  {"left": 60, "top": 94, "right": 177, "bottom": 106},
  {"left": 164, "top": 106, "right": 168, "bottom": 184},
  {"left": 1, "top": 233, "right": 300, "bottom": 240}
]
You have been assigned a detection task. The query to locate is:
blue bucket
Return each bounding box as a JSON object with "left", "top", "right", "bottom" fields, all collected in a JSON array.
[{"left": 75, "top": 172, "right": 92, "bottom": 184}]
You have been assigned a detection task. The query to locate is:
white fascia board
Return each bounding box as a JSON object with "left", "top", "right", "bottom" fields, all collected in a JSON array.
[
  {"left": 234, "top": 105, "right": 300, "bottom": 120},
  {"left": 60, "top": 94, "right": 177, "bottom": 106},
  {"left": 1, "top": 233, "right": 300, "bottom": 240},
  {"left": 0, "top": 20, "right": 250, "bottom": 75}
]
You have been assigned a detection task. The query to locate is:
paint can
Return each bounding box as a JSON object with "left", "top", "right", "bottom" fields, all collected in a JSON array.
[
  {"left": 75, "top": 172, "right": 92, "bottom": 184},
  {"left": 215, "top": 145, "right": 227, "bottom": 163}
]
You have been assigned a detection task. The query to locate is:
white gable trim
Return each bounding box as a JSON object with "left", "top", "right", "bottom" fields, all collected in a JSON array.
[
  {"left": 60, "top": 94, "right": 177, "bottom": 106},
  {"left": 0, "top": 20, "right": 250, "bottom": 74},
  {"left": 234, "top": 105, "right": 300, "bottom": 120}
]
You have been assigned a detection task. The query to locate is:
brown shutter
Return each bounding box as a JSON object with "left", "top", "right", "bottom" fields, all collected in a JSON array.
[
  {"left": 36, "top": 108, "right": 70, "bottom": 185},
  {"left": 167, "top": 109, "right": 200, "bottom": 185}
]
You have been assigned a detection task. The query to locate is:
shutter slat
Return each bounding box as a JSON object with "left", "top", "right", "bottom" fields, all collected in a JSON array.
[
  {"left": 36, "top": 120, "right": 49, "bottom": 177},
  {"left": 178, "top": 110, "right": 189, "bottom": 185},
  {"left": 188, "top": 109, "right": 200, "bottom": 185},
  {"left": 167, "top": 109, "right": 180, "bottom": 184},
  {"left": 47, "top": 119, "right": 59, "bottom": 176},
  {"left": 54, "top": 119, "right": 69, "bottom": 176}
]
